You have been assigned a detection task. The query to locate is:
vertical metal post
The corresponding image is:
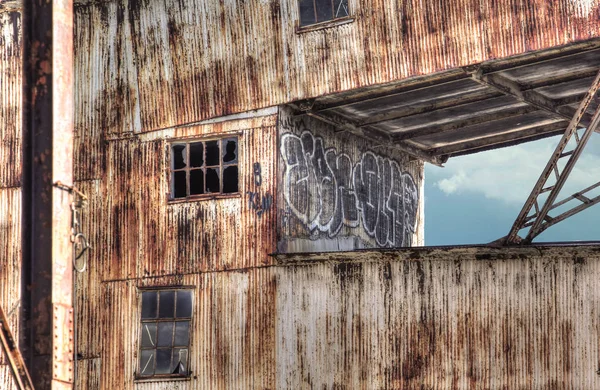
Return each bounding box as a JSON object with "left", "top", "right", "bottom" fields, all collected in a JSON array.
[{"left": 21, "top": 0, "right": 75, "bottom": 388}]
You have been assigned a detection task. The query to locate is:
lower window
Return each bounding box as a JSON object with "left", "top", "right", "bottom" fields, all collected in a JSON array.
[{"left": 138, "top": 289, "right": 193, "bottom": 378}]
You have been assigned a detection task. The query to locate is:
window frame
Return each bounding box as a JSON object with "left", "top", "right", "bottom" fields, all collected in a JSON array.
[
  {"left": 296, "top": 0, "right": 354, "bottom": 33},
  {"left": 168, "top": 135, "right": 241, "bottom": 203},
  {"left": 135, "top": 287, "right": 194, "bottom": 381}
]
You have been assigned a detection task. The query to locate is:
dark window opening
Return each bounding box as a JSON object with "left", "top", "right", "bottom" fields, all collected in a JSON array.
[
  {"left": 298, "top": 0, "right": 349, "bottom": 27},
  {"left": 170, "top": 136, "right": 239, "bottom": 200},
  {"left": 138, "top": 289, "right": 192, "bottom": 378}
]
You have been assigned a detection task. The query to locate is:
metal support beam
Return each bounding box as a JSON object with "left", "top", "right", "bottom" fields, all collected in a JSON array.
[
  {"left": 293, "top": 106, "right": 445, "bottom": 166},
  {"left": 504, "top": 70, "right": 600, "bottom": 244},
  {"left": 0, "top": 305, "right": 34, "bottom": 389},
  {"left": 472, "top": 69, "right": 593, "bottom": 127},
  {"left": 21, "top": 0, "right": 75, "bottom": 388}
]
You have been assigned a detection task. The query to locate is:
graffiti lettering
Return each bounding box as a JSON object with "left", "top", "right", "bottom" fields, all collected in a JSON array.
[
  {"left": 253, "top": 162, "right": 262, "bottom": 187},
  {"left": 248, "top": 191, "right": 273, "bottom": 217},
  {"left": 281, "top": 131, "right": 418, "bottom": 247}
]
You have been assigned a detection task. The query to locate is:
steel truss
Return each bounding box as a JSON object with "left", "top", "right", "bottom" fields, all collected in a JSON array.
[{"left": 505, "top": 71, "right": 600, "bottom": 245}]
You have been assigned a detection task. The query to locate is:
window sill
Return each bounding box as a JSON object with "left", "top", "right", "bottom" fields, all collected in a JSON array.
[
  {"left": 296, "top": 16, "right": 355, "bottom": 34},
  {"left": 134, "top": 375, "right": 191, "bottom": 383},
  {"left": 167, "top": 192, "right": 241, "bottom": 204}
]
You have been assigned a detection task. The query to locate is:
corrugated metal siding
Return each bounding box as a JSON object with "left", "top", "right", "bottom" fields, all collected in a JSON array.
[
  {"left": 73, "top": 116, "right": 279, "bottom": 388},
  {"left": 98, "top": 270, "right": 277, "bottom": 390},
  {"left": 0, "top": 11, "right": 21, "bottom": 188},
  {"left": 0, "top": 9, "right": 21, "bottom": 385},
  {"left": 91, "top": 121, "right": 277, "bottom": 282},
  {"left": 74, "top": 0, "right": 600, "bottom": 134},
  {"left": 89, "top": 246, "right": 600, "bottom": 389},
  {"left": 0, "top": 188, "right": 21, "bottom": 367}
]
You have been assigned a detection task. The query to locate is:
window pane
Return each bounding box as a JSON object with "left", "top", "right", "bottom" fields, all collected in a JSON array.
[
  {"left": 206, "top": 168, "right": 220, "bottom": 193},
  {"left": 334, "top": 0, "right": 348, "bottom": 17},
  {"left": 139, "top": 350, "right": 155, "bottom": 376},
  {"left": 159, "top": 291, "right": 175, "bottom": 318},
  {"left": 299, "top": 0, "right": 316, "bottom": 26},
  {"left": 141, "top": 292, "right": 157, "bottom": 319},
  {"left": 190, "top": 169, "right": 205, "bottom": 195},
  {"left": 189, "top": 142, "right": 204, "bottom": 168},
  {"left": 172, "top": 348, "right": 188, "bottom": 374},
  {"left": 222, "top": 166, "right": 238, "bottom": 193},
  {"left": 172, "top": 145, "right": 187, "bottom": 169},
  {"left": 155, "top": 349, "right": 173, "bottom": 374},
  {"left": 205, "top": 141, "right": 220, "bottom": 166},
  {"left": 157, "top": 322, "right": 174, "bottom": 347},
  {"left": 173, "top": 171, "right": 187, "bottom": 199},
  {"left": 222, "top": 138, "right": 238, "bottom": 164},
  {"left": 176, "top": 291, "right": 192, "bottom": 318},
  {"left": 174, "top": 321, "right": 190, "bottom": 346},
  {"left": 141, "top": 323, "right": 157, "bottom": 347},
  {"left": 315, "top": 0, "right": 333, "bottom": 22}
]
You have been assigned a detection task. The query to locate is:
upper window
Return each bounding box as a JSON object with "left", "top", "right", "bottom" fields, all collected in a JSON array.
[
  {"left": 170, "top": 137, "right": 239, "bottom": 200},
  {"left": 298, "top": 0, "right": 350, "bottom": 27},
  {"left": 138, "top": 289, "right": 193, "bottom": 378}
]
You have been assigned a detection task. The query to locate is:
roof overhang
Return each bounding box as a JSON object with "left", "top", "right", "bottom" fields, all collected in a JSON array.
[{"left": 290, "top": 38, "right": 600, "bottom": 165}]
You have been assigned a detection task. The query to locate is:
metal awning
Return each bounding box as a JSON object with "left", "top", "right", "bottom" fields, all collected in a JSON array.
[{"left": 290, "top": 39, "right": 600, "bottom": 166}]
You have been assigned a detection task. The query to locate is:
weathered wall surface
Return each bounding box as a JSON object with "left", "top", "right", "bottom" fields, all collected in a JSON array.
[
  {"left": 73, "top": 0, "right": 600, "bottom": 135},
  {"left": 278, "top": 107, "right": 424, "bottom": 252},
  {"left": 0, "top": 9, "right": 20, "bottom": 389},
  {"left": 74, "top": 113, "right": 280, "bottom": 387},
  {"left": 91, "top": 246, "right": 600, "bottom": 389}
]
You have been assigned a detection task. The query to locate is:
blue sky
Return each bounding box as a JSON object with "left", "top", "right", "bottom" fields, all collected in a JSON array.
[{"left": 424, "top": 133, "right": 600, "bottom": 245}]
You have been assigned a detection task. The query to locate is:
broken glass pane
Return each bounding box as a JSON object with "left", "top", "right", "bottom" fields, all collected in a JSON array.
[
  {"left": 334, "top": 0, "right": 349, "bottom": 17},
  {"left": 222, "top": 166, "right": 238, "bottom": 193},
  {"left": 176, "top": 291, "right": 192, "bottom": 318},
  {"left": 315, "top": 0, "right": 333, "bottom": 22},
  {"left": 140, "top": 350, "right": 155, "bottom": 376},
  {"left": 159, "top": 291, "right": 175, "bottom": 318},
  {"left": 141, "top": 292, "right": 157, "bottom": 319},
  {"left": 172, "top": 145, "right": 187, "bottom": 169},
  {"left": 141, "top": 323, "right": 157, "bottom": 347},
  {"left": 172, "top": 348, "right": 188, "bottom": 374},
  {"left": 189, "top": 169, "right": 204, "bottom": 195},
  {"left": 222, "top": 138, "right": 238, "bottom": 164},
  {"left": 299, "top": 0, "right": 316, "bottom": 26},
  {"left": 205, "top": 140, "right": 220, "bottom": 166},
  {"left": 157, "top": 322, "right": 174, "bottom": 347},
  {"left": 189, "top": 142, "right": 204, "bottom": 168},
  {"left": 155, "top": 349, "right": 172, "bottom": 374},
  {"left": 174, "top": 321, "right": 190, "bottom": 346},
  {"left": 173, "top": 171, "right": 187, "bottom": 199},
  {"left": 206, "top": 168, "right": 220, "bottom": 193}
]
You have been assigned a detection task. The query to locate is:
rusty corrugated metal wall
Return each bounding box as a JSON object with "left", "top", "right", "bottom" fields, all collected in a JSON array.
[
  {"left": 73, "top": 0, "right": 600, "bottom": 135},
  {"left": 0, "top": 8, "right": 20, "bottom": 390},
  {"left": 3, "top": 0, "right": 600, "bottom": 388},
  {"left": 88, "top": 246, "right": 600, "bottom": 389},
  {"left": 73, "top": 114, "right": 279, "bottom": 388}
]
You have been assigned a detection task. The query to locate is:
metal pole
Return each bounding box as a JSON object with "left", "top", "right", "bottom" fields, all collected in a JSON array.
[{"left": 21, "top": 0, "right": 75, "bottom": 388}]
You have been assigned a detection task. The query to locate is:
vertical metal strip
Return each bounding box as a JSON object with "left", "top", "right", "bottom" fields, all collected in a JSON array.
[{"left": 21, "top": 0, "right": 74, "bottom": 388}]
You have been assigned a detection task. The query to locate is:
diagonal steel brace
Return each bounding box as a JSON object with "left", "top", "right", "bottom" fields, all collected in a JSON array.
[
  {"left": 0, "top": 305, "right": 34, "bottom": 389},
  {"left": 505, "top": 70, "right": 600, "bottom": 244}
]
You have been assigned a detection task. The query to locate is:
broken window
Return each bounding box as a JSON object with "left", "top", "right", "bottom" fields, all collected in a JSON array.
[
  {"left": 138, "top": 289, "right": 193, "bottom": 378},
  {"left": 298, "top": 0, "right": 350, "bottom": 27},
  {"left": 170, "top": 137, "right": 239, "bottom": 199}
]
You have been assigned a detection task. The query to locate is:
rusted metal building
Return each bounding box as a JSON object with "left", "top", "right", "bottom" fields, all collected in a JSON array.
[{"left": 2, "top": 0, "right": 600, "bottom": 388}]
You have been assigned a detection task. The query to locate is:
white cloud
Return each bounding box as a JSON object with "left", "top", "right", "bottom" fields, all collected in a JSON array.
[{"left": 428, "top": 135, "right": 600, "bottom": 205}]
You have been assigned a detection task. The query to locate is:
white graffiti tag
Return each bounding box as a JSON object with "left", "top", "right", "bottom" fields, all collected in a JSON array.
[{"left": 281, "top": 131, "right": 419, "bottom": 247}]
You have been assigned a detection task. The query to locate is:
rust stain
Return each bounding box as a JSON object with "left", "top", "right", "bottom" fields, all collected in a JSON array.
[{"left": 72, "top": 0, "right": 600, "bottom": 135}]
